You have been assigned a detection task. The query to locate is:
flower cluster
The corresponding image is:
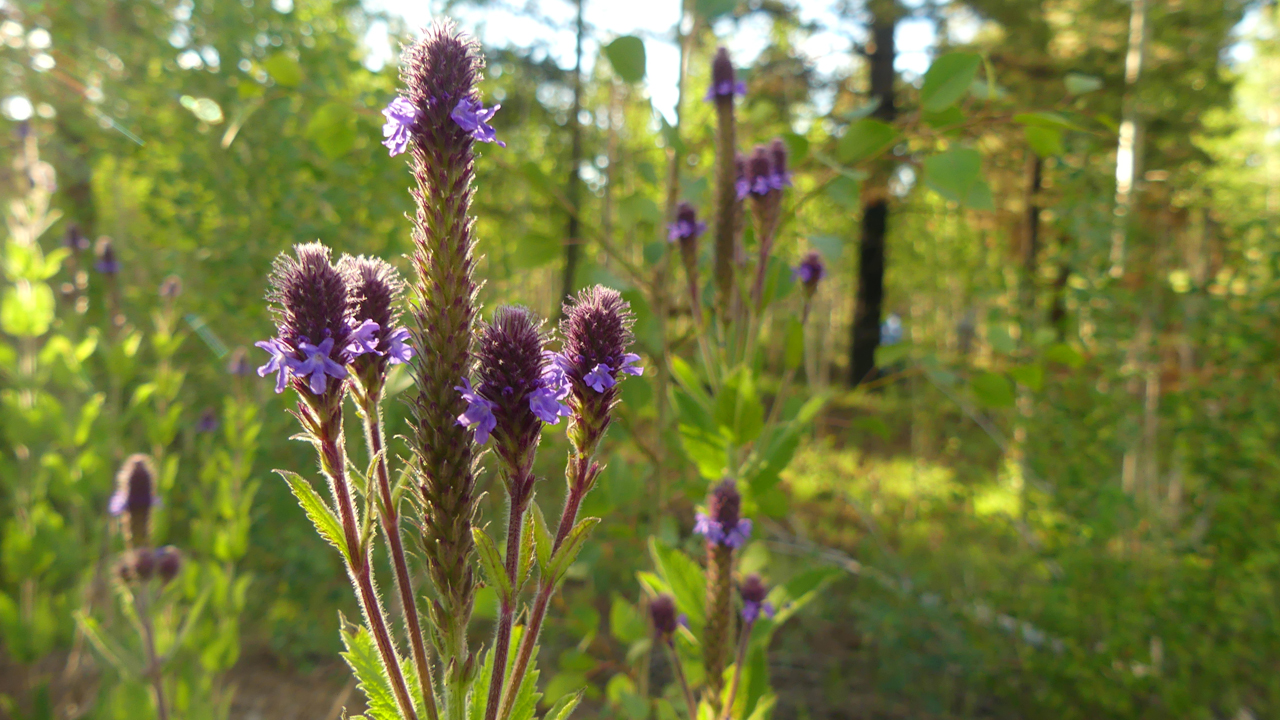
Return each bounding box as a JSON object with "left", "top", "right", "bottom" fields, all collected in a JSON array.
[
  {"left": 257, "top": 245, "right": 414, "bottom": 397},
  {"left": 667, "top": 201, "right": 706, "bottom": 244},
  {"left": 738, "top": 573, "right": 775, "bottom": 624},
  {"left": 736, "top": 140, "right": 791, "bottom": 201},
  {"left": 793, "top": 250, "right": 827, "bottom": 297},
  {"left": 694, "top": 478, "right": 753, "bottom": 549}
]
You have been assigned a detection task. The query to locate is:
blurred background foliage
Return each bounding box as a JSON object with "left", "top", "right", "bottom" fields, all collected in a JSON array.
[{"left": 3, "top": 0, "right": 1280, "bottom": 717}]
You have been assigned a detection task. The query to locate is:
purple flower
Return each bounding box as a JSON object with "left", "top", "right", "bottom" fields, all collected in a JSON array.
[
  {"left": 739, "top": 573, "right": 775, "bottom": 624},
  {"left": 619, "top": 353, "right": 643, "bottom": 377},
  {"left": 455, "top": 377, "right": 498, "bottom": 443},
  {"left": 746, "top": 145, "right": 774, "bottom": 198},
  {"left": 451, "top": 98, "right": 506, "bottom": 147},
  {"left": 95, "top": 239, "right": 120, "bottom": 274},
  {"left": 345, "top": 319, "right": 381, "bottom": 357},
  {"left": 667, "top": 202, "right": 707, "bottom": 243},
  {"left": 583, "top": 363, "right": 616, "bottom": 393},
  {"left": 704, "top": 47, "right": 746, "bottom": 102},
  {"left": 255, "top": 338, "right": 293, "bottom": 393},
  {"left": 291, "top": 337, "right": 349, "bottom": 395},
  {"left": 529, "top": 386, "right": 571, "bottom": 424},
  {"left": 768, "top": 137, "right": 792, "bottom": 190},
  {"left": 109, "top": 454, "right": 157, "bottom": 517},
  {"left": 735, "top": 154, "right": 751, "bottom": 201},
  {"left": 386, "top": 327, "right": 414, "bottom": 364},
  {"left": 793, "top": 251, "right": 826, "bottom": 290},
  {"left": 695, "top": 479, "right": 753, "bottom": 548},
  {"left": 197, "top": 408, "right": 219, "bottom": 434},
  {"left": 382, "top": 96, "right": 418, "bottom": 156},
  {"left": 742, "top": 597, "right": 775, "bottom": 623}
]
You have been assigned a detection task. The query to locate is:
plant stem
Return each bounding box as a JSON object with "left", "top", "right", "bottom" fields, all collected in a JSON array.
[
  {"left": 719, "top": 620, "right": 753, "bottom": 720},
  {"left": 496, "top": 458, "right": 592, "bottom": 719},
  {"left": 319, "top": 430, "right": 419, "bottom": 720},
  {"left": 483, "top": 484, "right": 530, "bottom": 720},
  {"left": 665, "top": 641, "right": 699, "bottom": 720},
  {"left": 359, "top": 398, "right": 440, "bottom": 720},
  {"left": 135, "top": 587, "right": 169, "bottom": 720}
]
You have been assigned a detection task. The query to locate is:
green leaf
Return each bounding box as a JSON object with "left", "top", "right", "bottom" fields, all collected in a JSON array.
[
  {"left": 531, "top": 502, "right": 553, "bottom": 572},
  {"left": 340, "top": 620, "right": 401, "bottom": 720},
  {"left": 1009, "top": 363, "right": 1045, "bottom": 392},
  {"left": 263, "top": 53, "right": 302, "bottom": 87},
  {"left": 473, "top": 527, "right": 512, "bottom": 604},
  {"left": 851, "top": 416, "right": 891, "bottom": 440},
  {"left": 1064, "top": 72, "right": 1103, "bottom": 95},
  {"left": 783, "top": 319, "right": 805, "bottom": 370},
  {"left": 519, "top": 507, "right": 538, "bottom": 590},
  {"left": 619, "top": 194, "right": 663, "bottom": 227},
  {"left": 648, "top": 538, "right": 706, "bottom": 631},
  {"left": 511, "top": 233, "right": 562, "bottom": 269},
  {"left": 970, "top": 371, "right": 1015, "bottom": 409},
  {"left": 276, "top": 470, "right": 348, "bottom": 562},
  {"left": 836, "top": 119, "right": 897, "bottom": 165},
  {"left": 543, "top": 690, "right": 584, "bottom": 720},
  {"left": 923, "top": 148, "right": 994, "bottom": 210},
  {"left": 920, "top": 53, "right": 982, "bottom": 112},
  {"left": 547, "top": 517, "right": 600, "bottom": 585},
  {"left": 605, "top": 36, "right": 646, "bottom": 83},
  {"left": 923, "top": 106, "right": 964, "bottom": 129},
  {"left": 694, "top": 0, "right": 737, "bottom": 20},
  {"left": 1044, "top": 342, "right": 1085, "bottom": 368},
  {"left": 1013, "top": 111, "right": 1084, "bottom": 131},
  {"left": 779, "top": 132, "right": 809, "bottom": 164},
  {"left": 824, "top": 175, "right": 860, "bottom": 210},
  {"left": 1, "top": 280, "right": 54, "bottom": 337},
  {"left": 714, "top": 366, "right": 764, "bottom": 445},
  {"left": 305, "top": 102, "right": 358, "bottom": 159},
  {"left": 610, "top": 595, "right": 647, "bottom": 644},
  {"left": 669, "top": 356, "right": 712, "bottom": 408},
  {"left": 74, "top": 612, "right": 144, "bottom": 676},
  {"left": 1024, "top": 126, "right": 1063, "bottom": 157}
]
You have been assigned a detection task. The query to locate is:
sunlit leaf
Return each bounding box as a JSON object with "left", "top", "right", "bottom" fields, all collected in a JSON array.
[
  {"left": 605, "top": 36, "right": 646, "bottom": 83},
  {"left": 836, "top": 119, "right": 897, "bottom": 165},
  {"left": 263, "top": 53, "right": 302, "bottom": 87},
  {"left": 923, "top": 148, "right": 994, "bottom": 210},
  {"left": 920, "top": 53, "right": 982, "bottom": 112},
  {"left": 305, "top": 102, "right": 357, "bottom": 159},
  {"left": 970, "top": 371, "right": 1015, "bottom": 409}
]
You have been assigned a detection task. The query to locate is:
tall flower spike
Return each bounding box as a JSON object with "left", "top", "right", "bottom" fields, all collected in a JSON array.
[
  {"left": 399, "top": 20, "right": 487, "bottom": 677},
  {"left": 705, "top": 46, "right": 747, "bottom": 102},
  {"left": 670, "top": 202, "right": 705, "bottom": 316},
  {"left": 701, "top": 478, "right": 749, "bottom": 708},
  {"left": 712, "top": 48, "right": 742, "bottom": 320},
  {"left": 110, "top": 454, "right": 157, "bottom": 548}
]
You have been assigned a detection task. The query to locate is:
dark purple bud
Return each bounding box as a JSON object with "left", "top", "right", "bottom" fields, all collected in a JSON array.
[
  {"left": 266, "top": 243, "right": 351, "bottom": 356},
  {"left": 735, "top": 154, "right": 750, "bottom": 201},
  {"left": 695, "top": 478, "right": 753, "bottom": 549},
  {"left": 339, "top": 255, "right": 413, "bottom": 374},
  {"left": 739, "top": 573, "right": 775, "bottom": 624},
  {"left": 559, "top": 286, "right": 636, "bottom": 393},
  {"left": 650, "top": 594, "right": 679, "bottom": 638},
  {"left": 155, "top": 546, "right": 182, "bottom": 584},
  {"left": 705, "top": 47, "right": 747, "bottom": 102},
  {"left": 747, "top": 146, "right": 773, "bottom": 198},
  {"left": 227, "top": 347, "right": 253, "bottom": 376},
  {"left": 109, "top": 455, "right": 157, "bottom": 548},
  {"left": 793, "top": 251, "right": 826, "bottom": 294},
  {"left": 400, "top": 20, "right": 488, "bottom": 154},
  {"left": 95, "top": 237, "right": 119, "bottom": 275},
  {"left": 197, "top": 407, "right": 219, "bottom": 434},
  {"left": 132, "top": 548, "right": 156, "bottom": 580},
  {"left": 64, "top": 223, "right": 89, "bottom": 252},
  {"left": 768, "top": 138, "right": 792, "bottom": 191},
  {"left": 159, "top": 275, "right": 183, "bottom": 301}
]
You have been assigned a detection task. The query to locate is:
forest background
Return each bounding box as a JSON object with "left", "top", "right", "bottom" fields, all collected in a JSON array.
[{"left": 3, "top": 0, "right": 1280, "bottom": 718}]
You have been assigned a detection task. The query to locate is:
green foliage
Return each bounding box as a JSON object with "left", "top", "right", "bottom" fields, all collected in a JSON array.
[
  {"left": 604, "top": 36, "right": 647, "bottom": 83},
  {"left": 919, "top": 53, "right": 983, "bottom": 113}
]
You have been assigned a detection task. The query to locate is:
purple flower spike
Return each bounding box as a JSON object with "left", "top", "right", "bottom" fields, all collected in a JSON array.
[
  {"left": 739, "top": 573, "right": 775, "bottom": 623},
  {"left": 704, "top": 47, "right": 746, "bottom": 102},
  {"left": 668, "top": 202, "right": 707, "bottom": 243},
  {"left": 346, "top": 318, "right": 381, "bottom": 358},
  {"left": 768, "top": 137, "right": 792, "bottom": 190},
  {"left": 292, "top": 337, "right": 349, "bottom": 395},
  {"left": 386, "top": 327, "right": 414, "bottom": 364},
  {"left": 451, "top": 98, "right": 506, "bottom": 147},
  {"left": 456, "top": 377, "right": 498, "bottom": 443},
  {"left": 793, "top": 250, "right": 827, "bottom": 292},
  {"left": 747, "top": 145, "right": 774, "bottom": 197},
  {"left": 583, "top": 363, "right": 616, "bottom": 393},
  {"left": 382, "top": 96, "right": 418, "bottom": 156},
  {"left": 696, "top": 479, "right": 752, "bottom": 549},
  {"left": 255, "top": 338, "right": 293, "bottom": 393}
]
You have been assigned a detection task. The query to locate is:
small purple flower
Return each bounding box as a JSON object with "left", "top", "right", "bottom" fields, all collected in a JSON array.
[
  {"left": 291, "top": 337, "right": 349, "bottom": 395},
  {"left": 197, "top": 408, "right": 219, "bottom": 434},
  {"left": 529, "top": 386, "right": 571, "bottom": 424},
  {"left": 694, "top": 513, "right": 753, "bottom": 548},
  {"left": 583, "top": 363, "right": 616, "bottom": 393},
  {"left": 793, "top": 251, "right": 826, "bottom": 290},
  {"left": 455, "top": 377, "right": 498, "bottom": 443},
  {"left": 345, "top": 319, "right": 381, "bottom": 358},
  {"left": 704, "top": 47, "right": 746, "bottom": 102},
  {"left": 451, "top": 98, "right": 506, "bottom": 147},
  {"left": 386, "top": 327, "right": 414, "bottom": 364},
  {"left": 735, "top": 154, "right": 751, "bottom": 201},
  {"left": 95, "top": 239, "right": 120, "bottom": 274},
  {"left": 739, "top": 573, "right": 775, "bottom": 624},
  {"left": 618, "top": 353, "right": 643, "bottom": 377},
  {"left": 382, "top": 97, "right": 418, "bottom": 156},
  {"left": 667, "top": 203, "right": 707, "bottom": 243},
  {"left": 768, "top": 137, "right": 792, "bottom": 191},
  {"left": 255, "top": 338, "right": 293, "bottom": 393},
  {"left": 745, "top": 145, "right": 774, "bottom": 198}
]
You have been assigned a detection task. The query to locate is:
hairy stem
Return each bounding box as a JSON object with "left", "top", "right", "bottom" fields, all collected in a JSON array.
[
  {"left": 703, "top": 543, "right": 733, "bottom": 711},
  {"left": 135, "top": 587, "right": 169, "bottom": 720},
  {"left": 484, "top": 483, "right": 531, "bottom": 720},
  {"left": 719, "top": 620, "right": 753, "bottom": 720},
  {"left": 666, "top": 640, "right": 699, "bottom": 720},
  {"left": 359, "top": 398, "right": 440, "bottom": 720}
]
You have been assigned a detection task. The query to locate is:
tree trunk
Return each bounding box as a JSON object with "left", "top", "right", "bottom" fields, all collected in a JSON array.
[
  {"left": 849, "top": 8, "right": 897, "bottom": 386},
  {"left": 559, "top": 0, "right": 586, "bottom": 308}
]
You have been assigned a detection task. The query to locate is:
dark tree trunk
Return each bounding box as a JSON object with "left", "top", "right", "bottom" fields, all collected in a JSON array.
[
  {"left": 849, "top": 9, "right": 897, "bottom": 386},
  {"left": 560, "top": 0, "right": 586, "bottom": 308}
]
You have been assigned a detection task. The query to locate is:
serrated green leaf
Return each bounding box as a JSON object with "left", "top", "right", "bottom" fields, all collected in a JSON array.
[
  {"left": 544, "top": 690, "right": 584, "bottom": 720},
  {"left": 923, "top": 148, "right": 994, "bottom": 210},
  {"left": 920, "top": 53, "right": 982, "bottom": 112},
  {"left": 340, "top": 620, "right": 402, "bottom": 720},
  {"left": 648, "top": 538, "right": 706, "bottom": 632},
  {"left": 836, "top": 119, "right": 897, "bottom": 165},
  {"left": 604, "top": 36, "right": 646, "bottom": 83},
  {"left": 473, "top": 526, "right": 512, "bottom": 604},
  {"left": 547, "top": 517, "right": 600, "bottom": 585},
  {"left": 519, "top": 506, "right": 537, "bottom": 591},
  {"left": 779, "top": 132, "right": 809, "bottom": 164},
  {"left": 276, "top": 470, "right": 348, "bottom": 561}
]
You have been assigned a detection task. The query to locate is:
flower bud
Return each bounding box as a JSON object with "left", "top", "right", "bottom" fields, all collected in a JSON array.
[
  {"left": 110, "top": 454, "right": 157, "bottom": 548},
  {"left": 95, "top": 237, "right": 119, "bottom": 275},
  {"left": 132, "top": 547, "right": 156, "bottom": 580},
  {"left": 738, "top": 573, "right": 775, "bottom": 623},
  {"left": 695, "top": 478, "right": 752, "bottom": 549},
  {"left": 793, "top": 251, "right": 826, "bottom": 298},
  {"left": 155, "top": 546, "right": 182, "bottom": 584},
  {"left": 649, "top": 594, "right": 679, "bottom": 638},
  {"left": 705, "top": 47, "right": 746, "bottom": 102}
]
